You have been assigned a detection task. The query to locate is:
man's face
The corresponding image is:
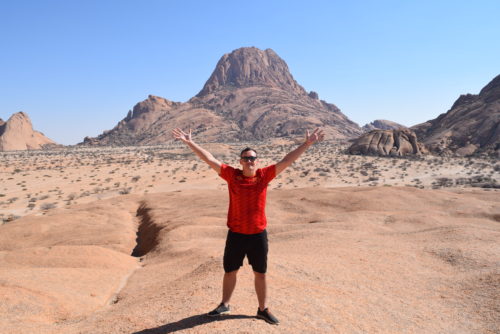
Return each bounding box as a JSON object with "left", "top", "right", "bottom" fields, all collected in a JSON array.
[{"left": 240, "top": 150, "right": 258, "bottom": 170}]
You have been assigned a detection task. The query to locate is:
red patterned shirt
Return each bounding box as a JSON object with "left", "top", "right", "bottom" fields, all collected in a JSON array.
[{"left": 219, "top": 164, "right": 276, "bottom": 234}]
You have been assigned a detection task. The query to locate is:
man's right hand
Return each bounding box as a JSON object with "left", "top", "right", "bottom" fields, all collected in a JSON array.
[
  {"left": 172, "top": 128, "right": 192, "bottom": 143},
  {"left": 171, "top": 128, "right": 222, "bottom": 174}
]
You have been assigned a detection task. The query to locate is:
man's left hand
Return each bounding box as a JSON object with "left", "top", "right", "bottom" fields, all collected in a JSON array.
[{"left": 305, "top": 128, "right": 325, "bottom": 145}]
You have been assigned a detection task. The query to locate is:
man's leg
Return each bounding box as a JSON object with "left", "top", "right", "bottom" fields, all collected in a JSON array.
[
  {"left": 254, "top": 271, "right": 279, "bottom": 324},
  {"left": 208, "top": 269, "right": 239, "bottom": 316},
  {"left": 249, "top": 231, "right": 279, "bottom": 324},
  {"left": 208, "top": 231, "right": 244, "bottom": 316},
  {"left": 254, "top": 271, "right": 267, "bottom": 311},
  {"left": 222, "top": 269, "right": 238, "bottom": 305},
  {"left": 248, "top": 230, "right": 268, "bottom": 310}
]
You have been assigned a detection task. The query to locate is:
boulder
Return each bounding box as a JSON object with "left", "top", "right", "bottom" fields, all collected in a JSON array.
[
  {"left": 348, "top": 129, "right": 425, "bottom": 156},
  {"left": 0, "top": 112, "right": 56, "bottom": 151}
]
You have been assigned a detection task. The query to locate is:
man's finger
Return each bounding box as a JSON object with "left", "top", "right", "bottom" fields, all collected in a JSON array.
[
  {"left": 172, "top": 128, "right": 187, "bottom": 140},
  {"left": 318, "top": 130, "right": 325, "bottom": 141}
]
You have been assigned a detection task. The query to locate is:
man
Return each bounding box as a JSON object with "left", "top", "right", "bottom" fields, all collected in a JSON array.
[{"left": 172, "top": 127, "right": 324, "bottom": 325}]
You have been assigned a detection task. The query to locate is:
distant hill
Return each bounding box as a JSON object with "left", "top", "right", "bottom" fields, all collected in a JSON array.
[
  {"left": 83, "top": 47, "right": 362, "bottom": 146},
  {"left": 362, "top": 119, "right": 406, "bottom": 132},
  {"left": 0, "top": 112, "right": 56, "bottom": 151},
  {"left": 412, "top": 74, "right": 500, "bottom": 156}
]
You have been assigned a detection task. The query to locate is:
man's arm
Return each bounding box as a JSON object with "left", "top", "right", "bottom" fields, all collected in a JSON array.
[
  {"left": 172, "top": 128, "right": 222, "bottom": 174},
  {"left": 275, "top": 128, "right": 325, "bottom": 175}
]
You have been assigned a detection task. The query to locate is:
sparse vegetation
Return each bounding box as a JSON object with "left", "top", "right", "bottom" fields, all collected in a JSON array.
[{"left": 0, "top": 142, "right": 498, "bottom": 221}]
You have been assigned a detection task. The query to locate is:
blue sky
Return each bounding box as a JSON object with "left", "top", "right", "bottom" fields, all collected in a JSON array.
[{"left": 1, "top": 0, "right": 499, "bottom": 145}]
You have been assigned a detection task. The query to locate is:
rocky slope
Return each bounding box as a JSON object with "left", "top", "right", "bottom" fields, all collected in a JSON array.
[
  {"left": 412, "top": 74, "right": 500, "bottom": 156},
  {"left": 83, "top": 47, "right": 362, "bottom": 145},
  {"left": 0, "top": 112, "right": 56, "bottom": 151}
]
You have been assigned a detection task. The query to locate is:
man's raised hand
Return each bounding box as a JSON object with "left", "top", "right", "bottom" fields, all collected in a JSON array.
[
  {"left": 305, "top": 128, "right": 325, "bottom": 145},
  {"left": 172, "top": 127, "right": 222, "bottom": 173},
  {"left": 172, "top": 128, "right": 192, "bottom": 143}
]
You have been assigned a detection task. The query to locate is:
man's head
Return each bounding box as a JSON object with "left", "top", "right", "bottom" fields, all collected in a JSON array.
[
  {"left": 240, "top": 147, "right": 257, "bottom": 159},
  {"left": 240, "top": 147, "right": 258, "bottom": 173}
]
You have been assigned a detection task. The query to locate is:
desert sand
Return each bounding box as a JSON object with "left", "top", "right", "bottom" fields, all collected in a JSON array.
[{"left": 0, "top": 141, "right": 499, "bottom": 333}]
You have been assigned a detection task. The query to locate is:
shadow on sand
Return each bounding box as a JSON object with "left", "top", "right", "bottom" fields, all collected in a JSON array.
[{"left": 133, "top": 313, "right": 255, "bottom": 334}]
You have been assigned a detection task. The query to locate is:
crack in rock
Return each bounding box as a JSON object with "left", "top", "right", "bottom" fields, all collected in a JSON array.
[{"left": 131, "top": 202, "right": 162, "bottom": 257}]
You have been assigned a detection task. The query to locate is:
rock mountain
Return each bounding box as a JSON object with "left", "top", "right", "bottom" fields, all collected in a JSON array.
[
  {"left": 0, "top": 112, "right": 56, "bottom": 151},
  {"left": 83, "top": 47, "right": 362, "bottom": 145},
  {"left": 412, "top": 74, "right": 500, "bottom": 156}
]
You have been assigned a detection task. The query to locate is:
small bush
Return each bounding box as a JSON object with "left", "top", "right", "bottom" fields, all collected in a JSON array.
[
  {"left": 7, "top": 197, "right": 18, "bottom": 204},
  {"left": 3, "top": 215, "right": 21, "bottom": 223},
  {"left": 119, "top": 187, "right": 132, "bottom": 195},
  {"left": 40, "top": 203, "right": 57, "bottom": 211}
]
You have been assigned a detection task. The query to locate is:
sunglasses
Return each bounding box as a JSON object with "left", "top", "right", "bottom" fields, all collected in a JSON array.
[{"left": 241, "top": 156, "right": 257, "bottom": 162}]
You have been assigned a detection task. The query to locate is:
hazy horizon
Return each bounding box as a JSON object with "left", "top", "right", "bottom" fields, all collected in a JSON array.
[{"left": 1, "top": 0, "right": 499, "bottom": 145}]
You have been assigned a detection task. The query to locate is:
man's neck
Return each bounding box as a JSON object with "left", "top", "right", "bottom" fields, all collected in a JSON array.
[{"left": 242, "top": 169, "right": 257, "bottom": 177}]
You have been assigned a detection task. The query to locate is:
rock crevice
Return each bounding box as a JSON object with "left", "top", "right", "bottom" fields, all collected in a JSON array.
[{"left": 131, "top": 202, "right": 162, "bottom": 257}]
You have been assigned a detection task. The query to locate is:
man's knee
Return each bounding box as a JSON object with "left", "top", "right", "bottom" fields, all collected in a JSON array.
[
  {"left": 225, "top": 269, "right": 239, "bottom": 276},
  {"left": 253, "top": 271, "right": 266, "bottom": 279}
]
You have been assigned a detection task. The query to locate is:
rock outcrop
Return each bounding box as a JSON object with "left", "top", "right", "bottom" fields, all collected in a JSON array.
[
  {"left": 348, "top": 129, "right": 425, "bottom": 156},
  {"left": 83, "top": 47, "right": 362, "bottom": 146},
  {"left": 362, "top": 119, "right": 406, "bottom": 132},
  {"left": 0, "top": 112, "right": 56, "bottom": 151},
  {"left": 412, "top": 74, "right": 500, "bottom": 156}
]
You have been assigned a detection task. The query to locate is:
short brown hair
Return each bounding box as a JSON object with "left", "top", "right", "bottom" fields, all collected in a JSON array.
[{"left": 240, "top": 147, "right": 257, "bottom": 157}]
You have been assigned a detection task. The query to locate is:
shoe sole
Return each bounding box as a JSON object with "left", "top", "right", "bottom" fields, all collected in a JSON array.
[
  {"left": 256, "top": 314, "right": 279, "bottom": 325},
  {"left": 207, "top": 310, "right": 230, "bottom": 317}
]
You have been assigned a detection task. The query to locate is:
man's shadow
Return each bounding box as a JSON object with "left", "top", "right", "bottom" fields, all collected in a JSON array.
[{"left": 133, "top": 313, "right": 255, "bottom": 334}]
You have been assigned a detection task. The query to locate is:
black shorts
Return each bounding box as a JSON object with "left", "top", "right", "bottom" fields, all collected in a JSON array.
[{"left": 223, "top": 229, "right": 268, "bottom": 274}]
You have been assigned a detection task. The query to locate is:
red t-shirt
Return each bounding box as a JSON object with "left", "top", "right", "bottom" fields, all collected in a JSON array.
[{"left": 219, "top": 164, "right": 276, "bottom": 234}]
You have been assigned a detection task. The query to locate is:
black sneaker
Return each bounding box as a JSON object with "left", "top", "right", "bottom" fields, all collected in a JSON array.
[
  {"left": 207, "top": 303, "right": 230, "bottom": 316},
  {"left": 256, "top": 308, "right": 279, "bottom": 325}
]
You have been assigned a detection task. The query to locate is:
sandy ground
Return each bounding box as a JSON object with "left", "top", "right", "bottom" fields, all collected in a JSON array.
[{"left": 0, "top": 142, "right": 499, "bottom": 333}]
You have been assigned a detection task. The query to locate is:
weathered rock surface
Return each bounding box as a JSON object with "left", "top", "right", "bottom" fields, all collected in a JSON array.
[
  {"left": 83, "top": 47, "right": 362, "bottom": 145},
  {"left": 308, "top": 91, "right": 319, "bottom": 99},
  {"left": 0, "top": 112, "right": 56, "bottom": 151},
  {"left": 412, "top": 74, "right": 500, "bottom": 156},
  {"left": 1, "top": 188, "right": 499, "bottom": 333},
  {"left": 348, "top": 129, "right": 425, "bottom": 156},
  {"left": 362, "top": 119, "right": 406, "bottom": 132}
]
